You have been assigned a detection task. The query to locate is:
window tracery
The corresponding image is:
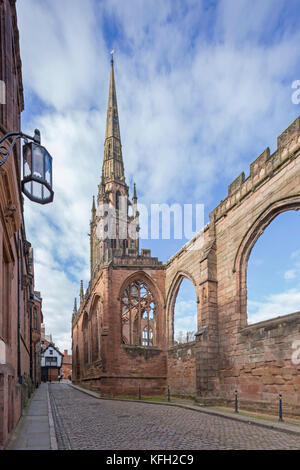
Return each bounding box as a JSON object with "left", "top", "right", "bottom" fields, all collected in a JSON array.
[{"left": 121, "top": 280, "right": 156, "bottom": 346}]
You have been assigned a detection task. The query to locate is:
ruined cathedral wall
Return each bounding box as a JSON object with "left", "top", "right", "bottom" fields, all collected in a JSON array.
[
  {"left": 100, "top": 265, "right": 167, "bottom": 397},
  {"left": 167, "top": 342, "right": 197, "bottom": 397},
  {"left": 214, "top": 117, "right": 300, "bottom": 409},
  {"left": 72, "top": 271, "right": 108, "bottom": 385},
  {"left": 165, "top": 231, "right": 209, "bottom": 398},
  {"left": 164, "top": 117, "right": 300, "bottom": 408}
]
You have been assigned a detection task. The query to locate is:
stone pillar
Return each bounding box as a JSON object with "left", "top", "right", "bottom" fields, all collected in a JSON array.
[{"left": 195, "top": 213, "right": 220, "bottom": 401}]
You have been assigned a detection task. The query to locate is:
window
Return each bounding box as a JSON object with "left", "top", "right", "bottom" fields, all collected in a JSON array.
[
  {"left": 75, "top": 345, "right": 80, "bottom": 379},
  {"left": 82, "top": 312, "right": 89, "bottom": 364},
  {"left": 142, "top": 326, "right": 153, "bottom": 346},
  {"left": 91, "top": 301, "right": 101, "bottom": 362},
  {"left": 121, "top": 280, "right": 156, "bottom": 346},
  {"left": 173, "top": 277, "right": 197, "bottom": 344},
  {"left": 45, "top": 357, "right": 57, "bottom": 367},
  {"left": 49, "top": 349, "right": 53, "bottom": 355},
  {"left": 247, "top": 211, "right": 300, "bottom": 324}
]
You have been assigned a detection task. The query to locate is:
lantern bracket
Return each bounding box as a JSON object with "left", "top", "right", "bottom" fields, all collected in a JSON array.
[{"left": 0, "top": 129, "right": 41, "bottom": 167}]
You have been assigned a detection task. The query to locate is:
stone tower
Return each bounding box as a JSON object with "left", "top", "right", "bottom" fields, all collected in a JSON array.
[
  {"left": 72, "top": 56, "right": 166, "bottom": 397},
  {"left": 90, "top": 54, "right": 139, "bottom": 278}
]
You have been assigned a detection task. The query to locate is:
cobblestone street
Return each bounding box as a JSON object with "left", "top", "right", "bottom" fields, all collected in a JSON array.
[{"left": 47, "top": 384, "right": 300, "bottom": 450}]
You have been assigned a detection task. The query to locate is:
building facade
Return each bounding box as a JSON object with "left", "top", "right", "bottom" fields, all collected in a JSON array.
[
  {"left": 0, "top": 0, "right": 43, "bottom": 448},
  {"left": 41, "top": 343, "right": 63, "bottom": 382},
  {"left": 61, "top": 349, "right": 72, "bottom": 380},
  {"left": 72, "top": 59, "right": 300, "bottom": 412}
]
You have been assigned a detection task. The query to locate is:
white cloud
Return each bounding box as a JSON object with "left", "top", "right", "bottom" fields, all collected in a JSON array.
[
  {"left": 248, "top": 289, "right": 300, "bottom": 324},
  {"left": 16, "top": 0, "right": 300, "bottom": 351},
  {"left": 174, "top": 299, "right": 197, "bottom": 336}
]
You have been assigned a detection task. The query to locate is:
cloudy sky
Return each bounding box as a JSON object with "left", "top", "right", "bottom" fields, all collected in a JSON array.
[{"left": 16, "top": 0, "right": 300, "bottom": 351}]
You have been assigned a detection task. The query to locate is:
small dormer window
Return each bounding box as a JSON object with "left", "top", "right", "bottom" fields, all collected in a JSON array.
[{"left": 49, "top": 350, "right": 53, "bottom": 355}]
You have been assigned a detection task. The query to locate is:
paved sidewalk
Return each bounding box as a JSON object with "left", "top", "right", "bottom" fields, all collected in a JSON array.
[
  {"left": 70, "top": 383, "right": 300, "bottom": 437},
  {"left": 7, "top": 383, "right": 58, "bottom": 450}
]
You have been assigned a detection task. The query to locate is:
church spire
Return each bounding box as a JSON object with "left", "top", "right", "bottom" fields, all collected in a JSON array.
[{"left": 101, "top": 52, "right": 125, "bottom": 185}]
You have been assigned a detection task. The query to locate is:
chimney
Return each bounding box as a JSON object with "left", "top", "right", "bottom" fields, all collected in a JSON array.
[
  {"left": 41, "top": 323, "right": 45, "bottom": 339},
  {"left": 64, "top": 349, "right": 68, "bottom": 356}
]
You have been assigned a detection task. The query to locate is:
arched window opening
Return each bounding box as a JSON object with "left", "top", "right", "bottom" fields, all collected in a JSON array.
[
  {"left": 121, "top": 280, "right": 156, "bottom": 346},
  {"left": 142, "top": 326, "right": 153, "bottom": 346},
  {"left": 82, "top": 312, "right": 89, "bottom": 364},
  {"left": 247, "top": 211, "right": 300, "bottom": 325},
  {"left": 173, "top": 277, "right": 197, "bottom": 344},
  {"left": 91, "top": 301, "right": 101, "bottom": 362},
  {"left": 75, "top": 346, "right": 80, "bottom": 380}
]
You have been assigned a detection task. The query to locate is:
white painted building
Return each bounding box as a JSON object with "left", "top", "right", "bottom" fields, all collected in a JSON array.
[{"left": 41, "top": 344, "right": 64, "bottom": 382}]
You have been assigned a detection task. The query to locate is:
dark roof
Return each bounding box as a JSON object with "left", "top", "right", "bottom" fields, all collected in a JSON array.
[{"left": 41, "top": 342, "right": 64, "bottom": 357}]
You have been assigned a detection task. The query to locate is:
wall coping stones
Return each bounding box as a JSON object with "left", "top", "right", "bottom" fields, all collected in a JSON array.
[
  {"left": 239, "top": 311, "right": 300, "bottom": 335},
  {"left": 211, "top": 116, "right": 300, "bottom": 223}
]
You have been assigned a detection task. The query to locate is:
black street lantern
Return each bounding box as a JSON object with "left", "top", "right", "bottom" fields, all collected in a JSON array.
[
  {"left": 22, "top": 141, "right": 53, "bottom": 204},
  {"left": 0, "top": 129, "right": 54, "bottom": 205}
]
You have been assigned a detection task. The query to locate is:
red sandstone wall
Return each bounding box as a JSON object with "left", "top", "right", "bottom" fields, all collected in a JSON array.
[
  {"left": 73, "top": 264, "right": 168, "bottom": 397},
  {"left": 165, "top": 118, "right": 300, "bottom": 410},
  {"left": 167, "top": 342, "right": 196, "bottom": 397}
]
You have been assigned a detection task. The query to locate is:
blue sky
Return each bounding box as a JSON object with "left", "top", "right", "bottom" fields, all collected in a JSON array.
[{"left": 16, "top": 0, "right": 300, "bottom": 350}]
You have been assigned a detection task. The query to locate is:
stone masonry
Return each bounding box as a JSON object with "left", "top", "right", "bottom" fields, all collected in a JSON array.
[{"left": 72, "top": 54, "right": 300, "bottom": 412}]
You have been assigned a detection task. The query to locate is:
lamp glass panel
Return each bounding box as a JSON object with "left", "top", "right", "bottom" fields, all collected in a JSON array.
[
  {"left": 32, "top": 144, "right": 44, "bottom": 180},
  {"left": 44, "top": 150, "right": 52, "bottom": 185},
  {"left": 23, "top": 144, "right": 32, "bottom": 177},
  {"left": 32, "top": 181, "right": 43, "bottom": 200}
]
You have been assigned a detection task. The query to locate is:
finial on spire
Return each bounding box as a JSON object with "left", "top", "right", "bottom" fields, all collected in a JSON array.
[
  {"left": 92, "top": 195, "right": 96, "bottom": 216},
  {"left": 80, "top": 280, "right": 84, "bottom": 300},
  {"left": 110, "top": 49, "right": 115, "bottom": 65},
  {"left": 73, "top": 297, "right": 77, "bottom": 313},
  {"left": 133, "top": 182, "right": 137, "bottom": 202}
]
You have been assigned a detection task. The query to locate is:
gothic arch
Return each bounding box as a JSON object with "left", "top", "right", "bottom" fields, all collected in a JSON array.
[
  {"left": 89, "top": 294, "right": 102, "bottom": 362},
  {"left": 233, "top": 195, "right": 300, "bottom": 327},
  {"left": 75, "top": 345, "right": 80, "bottom": 380},
  {"left": 166, "top": 270, "right": 198, "bottom": 346},
  {"left": 118, "top": 271, "right": 164, "bottom": 347},
  {"left": 89, "top": 293, "right": 103, "bottom": 319},
  {"left": 118, "top": 270, "right": 164, "bottom": 307},
  {"left": 81, "top": 311, "right": 89, "bottom": 364}
]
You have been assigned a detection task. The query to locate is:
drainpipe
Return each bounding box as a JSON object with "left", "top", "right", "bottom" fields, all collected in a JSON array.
[
  {"left": 29, "top": 296, "right": 33, "bottom": 382},
  {"left": 17, "top": 229, "right": 21, "bottom": 384}
]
